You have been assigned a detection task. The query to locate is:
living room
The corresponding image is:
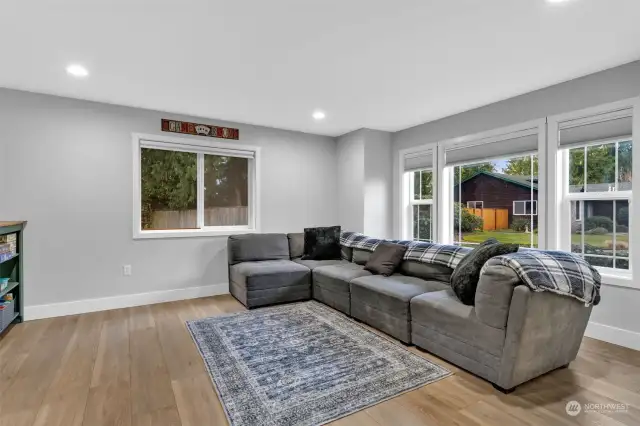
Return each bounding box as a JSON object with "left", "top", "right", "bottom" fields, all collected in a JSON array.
[{"left": 1, "top": 1, "right": 639, "bottom": 425}]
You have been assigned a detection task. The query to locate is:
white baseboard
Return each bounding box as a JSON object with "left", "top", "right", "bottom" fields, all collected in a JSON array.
[
  {"left": 24, "top": 283, "right": 229, "bottom": 321},
  {"left": 585, "top": 321, "right": 640, "bottom": 351}
]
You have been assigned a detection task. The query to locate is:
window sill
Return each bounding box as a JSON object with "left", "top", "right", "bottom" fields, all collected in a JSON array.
[
  {"left": 133, "top": 228, "right": 258, "bottom": 240},
  {"left": 597, "top": 270, "right": 638, "bottom": 290}
]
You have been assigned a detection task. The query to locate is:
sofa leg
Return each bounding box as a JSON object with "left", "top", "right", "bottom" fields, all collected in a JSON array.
[{"left": 492, "top": 383, "right": 516, "bottom": 394}]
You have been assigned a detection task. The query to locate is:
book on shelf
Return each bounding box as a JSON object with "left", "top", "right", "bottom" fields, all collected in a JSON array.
[
  {"left": 0, "top": 234, "right": 16, "bottom": 243},
  {"left": 0, "top": 243, "right": 15, "bottom": 255}
]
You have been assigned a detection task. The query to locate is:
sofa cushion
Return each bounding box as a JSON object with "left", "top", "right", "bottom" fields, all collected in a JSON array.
[
  {"left": 227, "top": 234, "right": 290, "bottom": 265},
  {"left": 450, "top": 240, "right": 519, "bottom": 305},
  {"left": 411, "top": 289, "right": 505, "bottom": 357},
  {"left": 350, "top": 275, "right": 448, "bottom": 317},
  {"left": 364, "top": 242, "right": 408, "bottom": 276},
  {"left": 302, "top": 226, "right": 342, "bottom": 260},
  {"left": 398, "top": 260, "right": 453, "bottom": 283},
  {"left": 293, "top": 258, "right": 350, "bottom": 270},
  {"left": 341, "top": 246, "right": 353, "bottom": 262},
  {"left": 352, "top": 248, "right": 372, "bottom": 265},
  {"left": 230, "top": 260, "right": 310, "bottom": 291},
  {"left": 287, "top": 233, "right": 305, "bottom": 259},
  {"left": 313, "top": 263, "right": 371, "bottom": 294}
]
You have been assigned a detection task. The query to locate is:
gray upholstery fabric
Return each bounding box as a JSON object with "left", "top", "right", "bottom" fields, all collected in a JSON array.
[
  {"left": 350, "top": 275, "right": 448, "bottom": 343},
  {"left": 364, "top": 242, "right": 407, "bottom": 276},
  {"left": 497, "top": 285, "right": 593, "bottom": 389},
  {"left": 229, "top": 260, "right": 310, "bottom": 308},
  {"left": 227, "top": 234, "right": 290, "bottom": 265},
  {"left": 287, "top": 233, "right": 305, "bottom": 259},
  {"left": 293, "top": 259, "right": 350, "bottom": 270},
  {"left": 341, "top": 246, "right": 353, "bottom": 262},
  {"left": 411, "top": 289, "right": 505, "bottom": 357},
  {"left": 352, "top": 249, "right": 371, "bottom": 265},
  {"left": 399, "top": 260, "right": 453, "bottom": 283},
  {"left": 351, "top": 275, "right": 448, "bottom": 317},
  {"left": 475, "top": 263, "right": 520, "bottom": 329},
  {"left": 313, "top": 264, "right": 371, "bottom": 294},
  {"left": 312, "top": 263, "right": 371, "bottom": 316}
]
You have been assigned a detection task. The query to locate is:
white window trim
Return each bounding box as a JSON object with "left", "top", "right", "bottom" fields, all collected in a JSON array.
[
  {"left": 548, "top": 98, "right": 638, "bottom": 280},
  {"left": 398, "top": 146, "right": 438, "bottom": 241},
  {"left": 466, "top": 201, "right": 484, "bottom": 209},
  {"left": 438, "top": 119, "right": 546, "bottom": 246},
  {"left": 513, "top": 200, "right": 537, "bottom": 216},
  {"left": 132, "top": 133, "right": 261, "bottom": 239}
]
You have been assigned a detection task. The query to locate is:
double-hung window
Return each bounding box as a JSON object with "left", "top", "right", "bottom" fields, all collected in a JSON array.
[
  {"left": 402, "top": 149, "right": 435, "bottom": 242},
  {"left": 133, "top": 133, "right": 259, "bottom": 239},
  {"left": 553, "top": 107, "right": 634, "bottom": 271},
  {"left": 442, "top": 121, "right": 545, "bottom": 248}
]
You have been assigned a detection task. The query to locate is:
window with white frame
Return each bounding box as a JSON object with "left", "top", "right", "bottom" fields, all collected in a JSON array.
[
  {"left": 133, "top": 134, "right": 258, "bottom": 238},
  {"left": 444, "top": 123, "right": 543, "bottom": 249},
  {"left": 513, "top": 200, "right": 537, "bottom": 215},
  {"left": 403, "top": 149, "right": 435, "bottom": 242},
  {"left": 556, "top": 107, "right": 633, "bottom": 271}
]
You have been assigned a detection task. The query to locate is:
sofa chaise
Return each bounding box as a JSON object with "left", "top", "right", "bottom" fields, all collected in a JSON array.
[{"left": 227, "top": 232, "right": 593, "bottom": 392}]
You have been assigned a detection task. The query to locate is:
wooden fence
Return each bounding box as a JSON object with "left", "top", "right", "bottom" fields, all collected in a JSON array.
[
  {"left": 151, "top": 207, "right": 248, "bottom": 229},
  {"left": 465, "top": 208, "right": 509, "bottom": 231}
]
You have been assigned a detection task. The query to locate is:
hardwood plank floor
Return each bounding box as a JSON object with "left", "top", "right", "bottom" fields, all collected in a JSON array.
[{"left": 0, "top": 294, "right": 638, "bottom": 426}]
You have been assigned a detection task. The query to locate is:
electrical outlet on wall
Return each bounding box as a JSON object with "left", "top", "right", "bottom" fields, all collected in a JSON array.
[{"left": 123, "top": 265, "right": 132, "bottom": 276}]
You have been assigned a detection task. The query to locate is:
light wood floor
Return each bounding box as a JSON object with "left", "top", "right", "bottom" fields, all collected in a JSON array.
[{"left": 0, "top": 295, "right": 639, "bottom": 426}]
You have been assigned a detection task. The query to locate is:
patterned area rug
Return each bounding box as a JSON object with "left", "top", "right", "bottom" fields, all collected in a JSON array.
[{"left": 187, "top": 301, "right": 451, "bottom": 426}]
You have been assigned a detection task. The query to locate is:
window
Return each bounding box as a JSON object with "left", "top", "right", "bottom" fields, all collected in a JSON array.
[
  {"left": 555, "top": 106, "right": 633, "bottom": 272},
  {"left": 133, "top": 134, "right": 259, "bottom": 238},
  {"left": 513, "top": 200, "right": 537, "bottom": 215},
  {"left": 411, "top": 169, "right": 434, "bottom": 242},
  {"left": 451, "top": 153, "right": 539, "bottom": 248}
]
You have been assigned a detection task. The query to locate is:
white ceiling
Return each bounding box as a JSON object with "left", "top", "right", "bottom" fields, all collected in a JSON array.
[{"left": 1, "top": 0, "right": 640, "bottom": 137}]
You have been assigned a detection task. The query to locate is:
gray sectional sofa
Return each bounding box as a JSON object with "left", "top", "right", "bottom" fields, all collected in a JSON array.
[{"left": 227, "top": 233, "right": 593, "bottom": 392}]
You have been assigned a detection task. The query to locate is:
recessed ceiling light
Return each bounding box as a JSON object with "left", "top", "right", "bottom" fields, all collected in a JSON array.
[
  {"left": 66, "top": 64, "right": 89, "bottom": 78},
  {"left": 312, "top": 110, "right": 326, "bottom": 120},
  {"left": 547, "top": 0, "right": 573, "bottom": 3}
]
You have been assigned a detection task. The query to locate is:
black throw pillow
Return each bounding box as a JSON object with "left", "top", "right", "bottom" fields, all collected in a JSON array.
[
  {"left": 301, "top": 226, "right": 342, "bottom": 260},
  {"left": 450, "top": 239, "right": 518, "bottom": 306},
  {"left": 364, "top": 242, "right": 408, "bottom": 276}
]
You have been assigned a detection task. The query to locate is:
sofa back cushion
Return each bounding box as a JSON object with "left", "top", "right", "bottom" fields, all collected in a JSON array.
[
  {"left": 287, "top": 233, "right": 305, "bottom": 259},
  {"left": 227, "top": 234, "right": 290, "bottom": 265},
  {"left": 352, "top": 248, "right": 372, "bottom": 265},
  {"left": 341, "top": 246, "right": 353, "bottom": 262},
  {"left": 398, "top": 260, "right": 453, "bottom": 283}
]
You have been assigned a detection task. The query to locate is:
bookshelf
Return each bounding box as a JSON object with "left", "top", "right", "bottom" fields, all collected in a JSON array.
[{"left": 0, "top": 221, "right": 25, "bottom": 333}]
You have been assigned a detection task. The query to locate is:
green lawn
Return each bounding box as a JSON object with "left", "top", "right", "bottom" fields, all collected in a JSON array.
[{"left": 460, "top": 230, "right": 628, "bottom": 247}]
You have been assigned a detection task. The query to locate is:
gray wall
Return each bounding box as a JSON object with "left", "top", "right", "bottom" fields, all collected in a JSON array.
[
  {"left": 0, "top": 88, "right": 338, "bottom": 307},
  {"left": 392, "top": 60, "right": 640, "bottom": 342},
  {"left": 337, "top": 130, "right": 365, "bottom": 233},
  {"left": 363, "top": 129, "right": 392, "bottom": 238}
]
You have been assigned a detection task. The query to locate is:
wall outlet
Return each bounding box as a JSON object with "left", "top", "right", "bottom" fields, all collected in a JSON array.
[{"left": 123, "top": 265, "right": 132, "bottom": 276}]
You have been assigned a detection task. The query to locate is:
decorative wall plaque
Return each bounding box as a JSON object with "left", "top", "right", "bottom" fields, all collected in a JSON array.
[{"left": 161, "top": 119, "right": 239, "bottom": 140}]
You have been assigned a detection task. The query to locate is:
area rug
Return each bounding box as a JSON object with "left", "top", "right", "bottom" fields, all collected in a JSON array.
[{"left": 186, "top": 301, "right": 451, "bottom": 426}]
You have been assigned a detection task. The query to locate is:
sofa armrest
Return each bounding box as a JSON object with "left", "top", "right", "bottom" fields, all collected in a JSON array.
[
  {"left": 496, "top": 285, "right": 592, "bottom": 389},
  {"left": 475, "top": 264, "right": 520, "bottom": 329}
]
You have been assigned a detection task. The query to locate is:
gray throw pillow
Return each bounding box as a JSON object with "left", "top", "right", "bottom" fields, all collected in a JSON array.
[
  {"left": 450, "top": 239, "right": 518, "bottom": 305},
  {"left": 364, "top": 242, "right": 408, "bottom": 276}
]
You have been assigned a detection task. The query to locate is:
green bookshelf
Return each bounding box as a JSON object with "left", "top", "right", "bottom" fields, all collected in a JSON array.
[{"left": 0, "top": 221, "right": 26, "bottom": 333}]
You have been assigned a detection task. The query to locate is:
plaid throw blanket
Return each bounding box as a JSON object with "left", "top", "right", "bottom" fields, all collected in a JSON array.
[
  {"left": 340, "top": 232, "right": 470, "bottom": 269},
  {"left": 484, "top": 250, "right": 601, "bottom": 306}
]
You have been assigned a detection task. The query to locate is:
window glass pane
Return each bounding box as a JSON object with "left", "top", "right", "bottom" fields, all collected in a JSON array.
[
  {"left": 421, "top": 170, "right": 433, "bottom": 199},
  {"left": 618, "top": 140, "right": 633, "bottom": 191},
  {"left": 586, "top": 143, "right": 616, "bottom": 192},
  {"left": 413, "top": 171, "right": 420, "bottom": 200},
  {"left": 452, "top": 155, "right": 537, "bottom": 248},
  {"left": 571, "top": 199, "right": 629, "bottom": 270},
  {"left": 412, "top": 204, "right": 432, "bottom": 242},
  {"left": 204, "top": 155, "right": 249, "bottom": 226},
  {"left": 568, "top": 147, "right": 585, "bottom": 193},
  {"left": 141, "top": 148, "right": 197, "bottom": 230}
]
